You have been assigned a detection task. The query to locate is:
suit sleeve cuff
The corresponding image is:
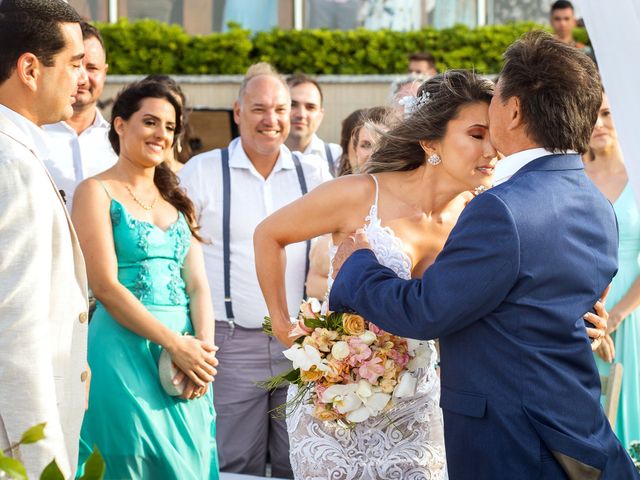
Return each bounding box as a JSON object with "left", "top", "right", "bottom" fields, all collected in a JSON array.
[{"left": 329, "top": 248, "right": 377, "bottom": 311}]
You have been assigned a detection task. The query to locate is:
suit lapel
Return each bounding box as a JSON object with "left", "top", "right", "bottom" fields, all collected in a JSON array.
[
  {"left": 0, "top": 112, "right": 79, "bottom": 240},
  {"left": 0, "top": 112, "right": 88, "bottom": 296}
]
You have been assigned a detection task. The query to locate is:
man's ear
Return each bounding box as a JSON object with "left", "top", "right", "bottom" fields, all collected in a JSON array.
[
  {"left": 233, "top": 100, "right": 241, "bottom": 125},
  {"left": 507, "top": 96, "right": 524, "bottom": 131},
  {"left": 16, "top": 53, "right": 40, "bottom": 92}
]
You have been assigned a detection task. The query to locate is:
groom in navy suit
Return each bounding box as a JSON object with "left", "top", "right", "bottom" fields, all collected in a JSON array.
[{"left": 330, "top": 32, "right": 638, "bottom": 480}]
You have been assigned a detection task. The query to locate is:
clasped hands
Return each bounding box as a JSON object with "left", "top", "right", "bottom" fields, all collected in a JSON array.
[
  {"left": 166, "top": 334, "right": 218, "bottom": 401},
  {"left": 331, "top": 229, "right": 610, "bottom": 352}
]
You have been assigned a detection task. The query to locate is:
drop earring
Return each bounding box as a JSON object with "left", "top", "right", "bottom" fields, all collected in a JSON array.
[{"left": 427, "top": 153, "right": 441, "bottom": 166}]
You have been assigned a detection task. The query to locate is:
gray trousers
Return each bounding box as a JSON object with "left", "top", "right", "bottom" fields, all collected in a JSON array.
[{"left": 214, "top": 321, "right": 293, "bottom": 478}]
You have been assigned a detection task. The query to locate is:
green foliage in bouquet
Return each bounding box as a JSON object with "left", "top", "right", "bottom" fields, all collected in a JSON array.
[
  {"left": 629, "top": 441, "right": 640, "bottom": 473},
  {"left": 96, "top": 20, "right": 591, "bottom": 75},
  {"left": 260, "top": 308, "right": 346, "bottom": 414},
  {"left": 0, "top": 423, "right": 105, "bottom": 480}
]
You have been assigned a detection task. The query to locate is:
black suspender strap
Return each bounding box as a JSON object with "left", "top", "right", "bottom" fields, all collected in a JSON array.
[
  {"left": 324, "top": 142, "right": 336, "bottom": 177},
  {"left": 292, "top": 153, "right": 312, "bottom": 299},
  {"left": 221, "top": 148, "right": 235, "bottom": 320}
]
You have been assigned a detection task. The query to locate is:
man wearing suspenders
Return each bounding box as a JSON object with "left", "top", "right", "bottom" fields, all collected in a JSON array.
[
  {"left": 179, "top": 63, "right": 332, "bottom": 478},
  {"left": 285, "top": 74, "right": 342, "bottom": 177}
]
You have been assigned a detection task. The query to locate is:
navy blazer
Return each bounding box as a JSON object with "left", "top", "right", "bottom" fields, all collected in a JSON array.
[{"left": 330, "top": 154, "right": 639, "bottom": 479}]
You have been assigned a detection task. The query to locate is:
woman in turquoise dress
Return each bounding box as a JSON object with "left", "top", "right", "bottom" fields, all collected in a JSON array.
[
  {"left": 72, "top": 80, "right": 219, "bottom": 478},
  {"left": 586, "top": 93, "right": 640, "bottom": 448}
]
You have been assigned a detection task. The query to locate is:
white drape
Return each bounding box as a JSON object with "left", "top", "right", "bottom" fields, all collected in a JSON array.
[{"left": 577, "top": 0, "right": 640, "bottom": 206}]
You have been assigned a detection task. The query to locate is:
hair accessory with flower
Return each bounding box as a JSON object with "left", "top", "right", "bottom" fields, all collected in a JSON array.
[{"left": 399, "top": 91, "right": 432, "bottom": 117}]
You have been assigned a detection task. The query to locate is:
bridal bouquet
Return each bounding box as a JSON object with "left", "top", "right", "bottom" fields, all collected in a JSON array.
[{"left": 263, "top": 298, "right": 432, "bottom": 426}]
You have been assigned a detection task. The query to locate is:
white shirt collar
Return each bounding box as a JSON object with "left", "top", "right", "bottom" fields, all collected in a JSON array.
[
  {"left": 493, "top": 148, "right": 558, "bottom": 186},
  {"left": 0, "top": 104, "right": 51, "bottom": 159},
  {"left": 302, "top": 134, "right": 325, "bottom": 156},
  {"left": 229, "top": 137, "right": 295, "bottom": 173},
  {"left": 44, "top": 108, "right": 109, "bottom": 136}
]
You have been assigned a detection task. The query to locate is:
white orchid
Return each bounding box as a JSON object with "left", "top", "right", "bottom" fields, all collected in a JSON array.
[
  {"left": 322, "top": 384, "right": 361, "bottom": 413},
  {"left": 283, "top": 344, "right": 330, "bottom": 372},
  {"left": 393, "top": 371, "right": 418, "bottom": 399},
  {"left": 346, "top": 384, "right": 391, "bottom": 423},
  {"left": 322, "top": 380, "right": 392, "bottom": 423}
]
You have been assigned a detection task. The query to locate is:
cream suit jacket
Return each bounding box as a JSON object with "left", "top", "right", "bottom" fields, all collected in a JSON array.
[{"left": 0, "top": 111, "right": 89, "bottom": 479}]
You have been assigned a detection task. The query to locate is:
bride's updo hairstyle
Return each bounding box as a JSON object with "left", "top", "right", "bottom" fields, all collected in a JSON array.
[
  {"left": 365, "top": 70, "right": 494, "bottom": 174},
  {"left": 109, "top": 80, "right": 203, "bottom": 241}
]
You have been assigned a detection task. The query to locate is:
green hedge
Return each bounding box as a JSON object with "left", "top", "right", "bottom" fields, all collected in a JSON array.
[{"left": 97, "top": 19, "right": 589, "bottom": 75}]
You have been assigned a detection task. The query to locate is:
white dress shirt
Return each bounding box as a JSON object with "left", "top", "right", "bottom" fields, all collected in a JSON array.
[
  {"left": 179, "top": 137, "right": 333, "bottom": 328},
  {"left": 493, "top": 148, "right": 563, "bottom": 186},
  {"left": 43, "top": 109, "right": 117, "bottom": 210},
  {"left": 0, "top": 104, "right": 51, "bottom": 160},
  {"left": 301, "top": 134, "right": 343, "bottom": 174}
]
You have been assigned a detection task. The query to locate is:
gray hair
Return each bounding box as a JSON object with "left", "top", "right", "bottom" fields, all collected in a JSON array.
[
  {"left": 389, "top": 74, "right": 429, "bottom": 104},
  {"left": 237, "top": 62, "right": 289, "bottom": 105}
]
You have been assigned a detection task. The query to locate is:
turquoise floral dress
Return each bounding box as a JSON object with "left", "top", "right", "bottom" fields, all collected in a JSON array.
[{"left": 78, "top": 195, "right": 219, "bottom": 479}]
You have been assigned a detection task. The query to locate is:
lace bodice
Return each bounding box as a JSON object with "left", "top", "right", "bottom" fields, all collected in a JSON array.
[
  {"left": 109, "top": 198, "right": 191, "bottom": 306},
  {"left": 327, "top": 175, "right": 412, "bottom": 290},
  {"left": 288, "top": 175, "right": 446, "bottom": 480}
]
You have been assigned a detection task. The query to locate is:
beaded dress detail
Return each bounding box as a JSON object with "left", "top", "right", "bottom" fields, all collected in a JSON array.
[{"left": 287, "top": 175, "right": 446, "bottom": 480}]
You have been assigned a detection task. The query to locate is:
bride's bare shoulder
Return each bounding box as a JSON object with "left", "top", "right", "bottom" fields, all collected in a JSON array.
[{"left": 316, "top": 173, "right": 377, "bottom": 203}]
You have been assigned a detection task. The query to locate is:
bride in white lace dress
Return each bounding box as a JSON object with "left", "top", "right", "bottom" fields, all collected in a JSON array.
[
  {"left": 254, "top": 70, "right": 494, "bottom": 479},
  {"left": 286, "top": 175, "right": 447, "bottom": 480}
]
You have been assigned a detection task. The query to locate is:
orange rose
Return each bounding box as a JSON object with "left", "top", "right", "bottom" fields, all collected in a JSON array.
[
  {"left": 343, "top": 314, "right": 366, "bottom": 335},
  {"left": 313, "top": 405, "right": 341, "bottom": 422}
]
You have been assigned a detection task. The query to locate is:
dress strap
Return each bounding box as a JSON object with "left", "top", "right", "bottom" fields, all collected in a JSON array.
[
  {"left": 369, "top": 174, "right": 380, "bottom": 210},
  {"left": 97, "top": 180, "right": 112, "bottom": 199}
]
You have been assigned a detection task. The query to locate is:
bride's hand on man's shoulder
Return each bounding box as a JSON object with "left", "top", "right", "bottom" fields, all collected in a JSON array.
[{"left": 331, "top": 228, "right": 371, "bottom": 279}]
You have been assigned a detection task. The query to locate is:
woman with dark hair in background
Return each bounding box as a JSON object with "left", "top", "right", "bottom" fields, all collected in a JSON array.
[
  {"left": 336, "top": 106, "right": 390, "bottom": 176},
  {"left": 335, "top": 108, "right": 365, "bottom": 176},
  {"left": 72, "top": 80, "right": 219, "bottom": 478},
  {"left": 307, "top": 106, "right": 392, "bottom": 299}
]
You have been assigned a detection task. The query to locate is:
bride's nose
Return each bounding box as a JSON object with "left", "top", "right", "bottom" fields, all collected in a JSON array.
[{"left": 483, "top": 141, "right": 498, "bottom": 159}]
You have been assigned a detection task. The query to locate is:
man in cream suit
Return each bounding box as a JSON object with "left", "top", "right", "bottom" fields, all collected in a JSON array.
[{"left": 0, "top": 1, "right": 89, "bottom": 477}]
